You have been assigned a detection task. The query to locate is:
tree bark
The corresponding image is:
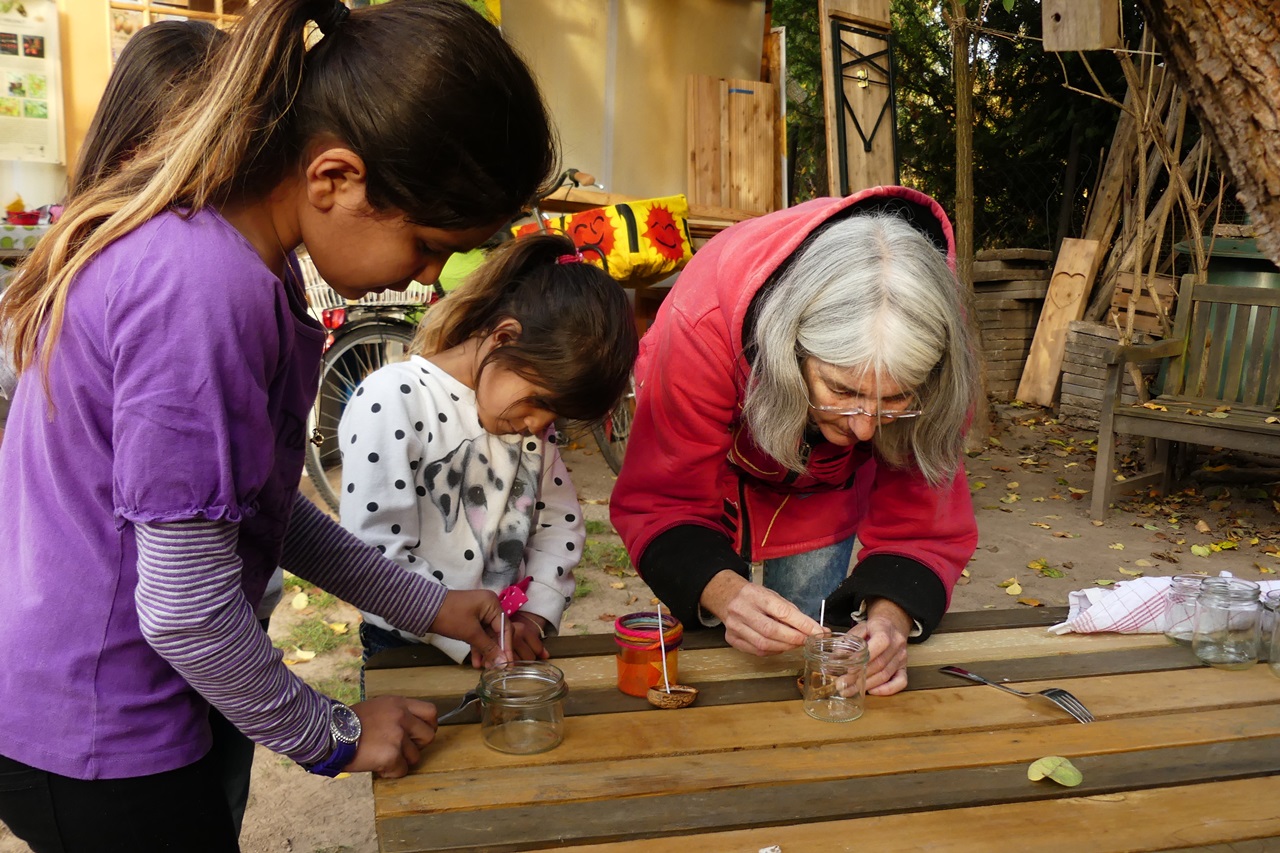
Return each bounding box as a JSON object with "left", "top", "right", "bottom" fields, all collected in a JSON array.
[
  {"left": 1136, "top": 0, "right": 1280, "bottom": 267},
  {"left": 950, "top": 0, "right": 975, "bottom": 288}
]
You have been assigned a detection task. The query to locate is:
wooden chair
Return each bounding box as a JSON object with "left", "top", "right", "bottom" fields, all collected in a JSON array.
[{"left": 1092, "top": 274, "right": 1280, "bottom": 519}]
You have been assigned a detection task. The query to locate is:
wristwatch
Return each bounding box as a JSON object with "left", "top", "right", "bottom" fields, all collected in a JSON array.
[{"left": 304, "top": 700, "right": 361, "bottom": 777}]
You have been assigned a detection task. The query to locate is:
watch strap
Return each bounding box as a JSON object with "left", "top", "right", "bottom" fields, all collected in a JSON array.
[{"left": 304, "top": 737, "right": 357, "bottom": 777}]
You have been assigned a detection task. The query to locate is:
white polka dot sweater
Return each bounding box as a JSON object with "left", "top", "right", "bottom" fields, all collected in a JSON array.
[{"left": 338, "top": 355, "right": 583, "bottom": 662}]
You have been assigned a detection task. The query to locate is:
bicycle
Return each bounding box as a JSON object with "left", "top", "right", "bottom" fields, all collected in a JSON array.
[{"left": 302, "top": 253, "right": 438, "bottom": 513}]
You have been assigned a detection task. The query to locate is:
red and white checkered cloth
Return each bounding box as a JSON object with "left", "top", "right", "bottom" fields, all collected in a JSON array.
[{"left": 1048, "top": 574, "right": 1280, "bottom": 634}]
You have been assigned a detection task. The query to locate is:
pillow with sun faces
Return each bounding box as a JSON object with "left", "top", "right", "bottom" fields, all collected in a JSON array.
[{"left": 513, "top": 194, "right": 694, "bottom": 284}]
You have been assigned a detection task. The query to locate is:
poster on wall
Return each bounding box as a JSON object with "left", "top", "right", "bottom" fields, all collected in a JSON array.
[{"left": 0, "top": 0, "right": 62, "bottom": 163}]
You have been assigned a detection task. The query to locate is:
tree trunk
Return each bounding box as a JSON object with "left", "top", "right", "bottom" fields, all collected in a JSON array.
[
  {"left": 1136, "top": 0, "right": 1280, "bottom": 267},
  {"left": 950, "top": 0, "right": 975, "bottom": 287}
]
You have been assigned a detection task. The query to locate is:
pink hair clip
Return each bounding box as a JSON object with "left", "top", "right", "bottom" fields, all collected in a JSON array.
[{"left": 556, "top": 251, "right": 585, "bottom": 265}]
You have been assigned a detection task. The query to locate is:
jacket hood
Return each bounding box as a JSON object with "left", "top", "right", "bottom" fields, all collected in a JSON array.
[{"left": 670, "top": 186, "right": 956, "bottom": 367}]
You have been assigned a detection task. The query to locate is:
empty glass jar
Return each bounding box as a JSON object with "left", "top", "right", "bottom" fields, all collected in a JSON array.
[
  {"left": 477, "top": 661, "right": 568, "bottom": 754},
  {"left": 1192, "top": 578, "right": 1262, "bottom": 670},
  {"left": 1164, "top": 574, "right": 1204, "bottom": 645},
  {"left": 1263, "top": 591, "right": 1280, "bottom": 679}
]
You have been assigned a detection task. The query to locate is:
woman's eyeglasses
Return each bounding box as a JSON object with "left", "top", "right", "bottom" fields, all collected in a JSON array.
[{"left": 806, "top": 397, "right": 923, "bottom": 423}]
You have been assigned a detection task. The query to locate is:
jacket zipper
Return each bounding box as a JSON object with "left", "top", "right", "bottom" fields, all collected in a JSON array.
[{"left": 737, "top": 478, "right": 752, "bottom": 562}]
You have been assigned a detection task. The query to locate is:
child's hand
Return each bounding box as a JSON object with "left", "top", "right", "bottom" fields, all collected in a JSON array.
[
  {"left": 509, "top": 612, "right": 551, "bottom": 661},
  {"left": 347, "top": 696, "right": 438, "bottom": 778},
  {"left": 431, "top": 589, "right": 514, "bottom": 668}
]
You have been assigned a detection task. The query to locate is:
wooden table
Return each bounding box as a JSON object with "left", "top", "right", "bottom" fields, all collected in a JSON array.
[{"left": 366, "top": 607, "right": 1280, "bottom": 852}]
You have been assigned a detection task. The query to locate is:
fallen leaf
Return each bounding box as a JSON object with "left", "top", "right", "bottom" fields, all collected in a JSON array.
[
  {"left": 1257, "top": 564, "right": 1276, "bottom": 574},
  {"left": 597, "top": 613, "right": 617, "bottom": 622},
  {"left": 1151, "top": 551, "right": 1180, "bottom": 564},
  {"left": 1195, "top": 519, "right": 1212, "bottom": 534},
  {"left": 1032, "top": 497, "right": 1046, "bottom": 502},
  {"left": 1266, "top": 416, "right": 1280, "bottom": 424},
  {"left": 290, "top": 592, "right": 309, "bottom": 610},
  {"left": 1005, "top": 581, "right": 1023, "bottom": 596},
  {"left": 1027, "top": 558, "right": 1049, "bottom": 570},
  {"left": 561, "top": 621, "right": 576, "bottom": 629},
  {"left": 971, "top": 481, "right": 987, "bottom": 490},
  {"left": 581, "top": 498, "right": 610, "bottom": 505},
  {"left": 1068, "top": 487, "right": 1089, "bottom": 495},
  {"left": 1028, "top": 756, "right": 1083, "bottom": 787},
  {"left": 1091, "top": 520, "right": 1105, "bottom": 527},
  {"left": 1213, "top": 405, "right": 1231, "bottom": 413},
  {"left": 1142, "top": 523, "right": 1160, "bottom": 531},
  {"left": 961, "top": 568, "right": 971, "bottom": 577},
  {"left": 627, "top": 594, "right": 639, "bottom": 604},
  {"left": 1094, "top": 579, "right": 1116, "bottom": 586},
  {"left": 991, "top": 465, "right": 1011, "bottom": 472},
  {"left": 1190, "top": 544, "right": 1212, "bottom": 557},
  {"left": 1017, "top": 598, "right": 1044, "bottom": 607},
  {"left": 1216, "top": 540, "right": 1238, "bottom": 551},
  {"left": 988, "top": 437, "right": 1002, "bottom": 447},
  {"left": 327, "top": 622, "right": 349, "bottom": 635},
  {"left": 997, "top": 577, "right": 1018, "bottom": 588},
  {"left": 1030, "top": 522, "right": 1052, "bottom": 529},
  {"left": 651, "top": 598, "right": 661, "bottom": 605},
  {"left": 999, "top": 494, "right": 1020, "bottom": 504},
  {"left": 610, "top": 582, "right": 626, "bottom": 590},
  {"left": 1205, "top": 411, "right": 1229, "bottom": 419},
  {"left": 1141, "top": 402, "right": 1168, "bottom": 412},
  {"left": 1053, "top": 531, "right": 1078, "bottom": 539},
  {"left": 1108, "top": 542, "right": 1125, "bottom": 550},
  {"left": 1117, "top": 567, "right": 1143, "bottom": 577},
  {"left": 1007, "top": 481, "right": 1020, "bottom": 489},
  {"left": 1134, "top": 559, "right": 1153, "bottom": 567},
  {"left": 956, "top": 574, "right": 971, "bottom": 585}
]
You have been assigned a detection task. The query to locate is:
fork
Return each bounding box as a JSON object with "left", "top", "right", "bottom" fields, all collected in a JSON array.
[
  {"left": 436, "top": 688, "right": 480, "bottom": 724},
  {"left": 939, "top": 665, "right": 1094, "bottom": 724}
]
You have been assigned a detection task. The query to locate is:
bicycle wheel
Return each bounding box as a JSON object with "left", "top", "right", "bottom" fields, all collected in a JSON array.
[
  {"left": 305, "top": 321, "right": 416, "bottom": 513},
  {"left": 590, "top": 373, "right": 635, "bottom": 475}
]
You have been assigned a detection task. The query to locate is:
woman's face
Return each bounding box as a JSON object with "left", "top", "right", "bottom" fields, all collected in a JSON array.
[{"left": 801, "top": 357, "right": 919, "bottom": 445}]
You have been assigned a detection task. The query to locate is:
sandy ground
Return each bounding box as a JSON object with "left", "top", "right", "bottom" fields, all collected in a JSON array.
[{"left": 2, "top": 404, "right": 1277, "bottom": 852}]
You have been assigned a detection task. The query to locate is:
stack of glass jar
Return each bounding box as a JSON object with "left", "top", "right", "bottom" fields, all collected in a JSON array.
[{"left": 1166, "top": 576, "right": 1268, "bottom": 671}]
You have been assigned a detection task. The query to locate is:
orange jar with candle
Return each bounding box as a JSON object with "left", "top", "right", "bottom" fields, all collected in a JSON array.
[{"left": 613, "top": 611, "right": 683, "bottom": 697}]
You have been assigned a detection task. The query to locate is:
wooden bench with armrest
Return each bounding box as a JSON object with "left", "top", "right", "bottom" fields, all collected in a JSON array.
[{"left": 1091, "top": 274, "right": 1280, "bottom": 519}]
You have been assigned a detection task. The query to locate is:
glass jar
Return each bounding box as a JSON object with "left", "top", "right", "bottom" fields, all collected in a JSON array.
[
  {"left": 1164, "top": 574, "right": 1204, "bottom": 645},
  {"left": 476, "top": 661, "right": 568, "bottom": 754},
  {"left": 1263, "top": 590, "right": 1280, "bottom": 679},
  {"left": 1192, "top": 578, "right": 1262, "bottom": 670},
  {"left": 613, "top": 611, "right": 682, "bottom": 697},
  {"left": 802, "top": 633, "right": 869, "bottom": 723}
]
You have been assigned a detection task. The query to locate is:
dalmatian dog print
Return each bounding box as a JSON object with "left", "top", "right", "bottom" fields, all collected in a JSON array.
[{"left": 421, "top": 434, "right": 543, "bottom": 588}]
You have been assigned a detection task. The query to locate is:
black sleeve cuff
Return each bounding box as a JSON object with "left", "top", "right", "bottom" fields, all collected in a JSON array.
[
  {"left": 637, "top": 525, "right": 749, "bottom": 630},
  {"left": 824, "top": 554, "right": 948, "bottom": 641}
]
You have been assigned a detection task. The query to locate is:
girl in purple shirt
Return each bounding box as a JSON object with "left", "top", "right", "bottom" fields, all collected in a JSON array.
[{"left": 0, "top": 1, "right": 555, "bottom": 849}]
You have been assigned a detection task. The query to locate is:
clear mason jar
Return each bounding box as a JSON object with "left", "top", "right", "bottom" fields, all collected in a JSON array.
[
  {"left": 477, "top": 661, "right": 568, "bottom": 754},
  {"left": 1192, "top": 578, "right": 1262, "bottom": 670},
  {"left": 802, "top": 633, "right": 869, "bottom": 723},
  {"left": 1164, "top": 574, "right": 1204, "bottom": 645},
  {"left": 1263, "top": 590, "right": 1280, "bottom": 679}
]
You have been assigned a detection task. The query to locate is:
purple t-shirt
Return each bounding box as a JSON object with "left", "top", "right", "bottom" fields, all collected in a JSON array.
[{"left": 0, "top": 208, "right": 324, "bottom": 779}]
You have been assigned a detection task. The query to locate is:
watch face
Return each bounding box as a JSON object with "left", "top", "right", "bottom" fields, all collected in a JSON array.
[{"left": 331, "top": 702, "right": 362, "bottom": 744}]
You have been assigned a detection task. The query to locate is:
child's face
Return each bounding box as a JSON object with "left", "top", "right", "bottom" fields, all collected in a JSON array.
[
  {"left": 475, "top": 365, "right": 558, "bottom": 437},
  {"left": 306, "top": 212, "right": 499, "bottom": 302}
]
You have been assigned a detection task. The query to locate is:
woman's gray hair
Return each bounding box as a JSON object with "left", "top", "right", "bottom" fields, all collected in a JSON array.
[{"left": 741, "top": 213, "right": 982, "bottom": 486}]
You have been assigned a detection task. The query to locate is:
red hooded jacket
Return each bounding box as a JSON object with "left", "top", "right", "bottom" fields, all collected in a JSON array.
[{"left": 610, "top": 187, "right": 978, "bottom": 637}]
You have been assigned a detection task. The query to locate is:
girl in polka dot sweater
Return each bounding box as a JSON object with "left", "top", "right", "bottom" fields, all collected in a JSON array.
[{"left": 342, "top": 233, "right": 639, "bottom": 665}]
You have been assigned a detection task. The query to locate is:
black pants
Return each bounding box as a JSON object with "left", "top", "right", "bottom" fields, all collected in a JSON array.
[{"left": 0, "top": 751, "right": 239, "bottom": 852}]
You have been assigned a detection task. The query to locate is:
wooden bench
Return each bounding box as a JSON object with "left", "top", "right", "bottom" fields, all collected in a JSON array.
[{"left": 1092, "top": 274, "right": 1280, "bottom": 519}]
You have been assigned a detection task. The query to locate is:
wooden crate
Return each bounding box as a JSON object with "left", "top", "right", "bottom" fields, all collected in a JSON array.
[
  {"left": 1106, "top": 271, "right": 1177, "bottom": 338},
  {"left": 972, "top": 249, "right": 1052, "bottom": 401},
  {"left": 1057, "top": 320, "right": 1159, "bottom": 430}
]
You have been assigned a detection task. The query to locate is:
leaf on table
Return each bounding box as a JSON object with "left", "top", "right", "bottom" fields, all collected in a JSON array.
[
  {"left": 1134, "top": 559, "right": 1153, "bottom": 568},
  {"left": 1117, "top": 567, "right": 1143, "bottom": 577},
  {"left": 610, "top": 581, "right": 626, "bottom": 589},
  {"left": 962, "top": 568, "right": 971, "bottom": 577},
  {"left": 1216, "top": 540, "right": 1238, "bottom": 550},
  {"left": 1017, "top": 597, "right": 1044, "bottom": 607},
  {"left": 997, "top": 577, "right": 1018, "bottom": 588},
  {"left": 988, "top": 436, "right": 1002, "bottom": 447},
  {"left": 1108, "top": 542, "right": 1125, "bottom": 550},
  {"left": 1185, "top": 408, "right": 1203, "bottom": 416},
  {"left": 290, "top": 592, "right": 309, "bottom": 610},
  {"left": 1266, "top": 416, "right": 1280, "bottom": 424},
  {"left": 1028, "top": 756, "right": 1083, "bottom": 787},
  {"left": 1152, "top": 551, "right": 1180, "bottom": 563},
  {"left": 1142, "top": 523, "right": 1160, "bottom": 531},
  {"left": 1205, "top": 411, "right": 1229, "bottom": 419},
  {"left": 971, "top": 481, "right": 987, "bottom": 490},
  {"left": 1053, "top": 531, "right": 1078, "bottom": 539},
  {"left": 1068, "top": 487, "right": 1089, "bottom": 496},
  {"left": 1141, "top": 402, "right": 1168, "bottom": 411},
  {"left": 1257, "top": 564, "right": 1275, "bottom": 574},
  {"left": 1214, "top": 405, "right": 1231, "bottom": 413},
  {"left": 1030, "top": 522, "right": 1052, "bottom": 529},
  {"left": 1094, "top": 579, "right": 1116, "bottom": 586},
  {"left": 999, "top": 494, "right": 1020, "bottom": 504},
  {"left": 1091, "top": 520, "right": 1105, "bottom": 527},
  {"left": 597, "top": 613, "right": 617, "bottom": 621},
  {"left": 1005, "top": 581, "right": 1023, "bottom": 595},
  {"left": 627, "top": 594, "right": 639, "bottom": 604},
  {"left": 1027, "top": 558, "right": 1049, "bottom": 570},
  {"left": 1038, "top": 567, "right": 1066, "bottom": 579},
  {"left": 991, "top": 465, "right": 1011, "bottom": 472},
  {"left": 651, "top": 598, "right": 661, "bottom": 605},
  {"left": 1190, "top": 544, "right": 1212, "bottom": 557},
  {"left": 1195, "top": 519, "right": 1212, "bottom": 534},
  {"left": 1007, "top": 481, "right": 1020, "bottom": 489},
  {"left": 1032, "top": 496, "right": 1046, "bottom": 502}
]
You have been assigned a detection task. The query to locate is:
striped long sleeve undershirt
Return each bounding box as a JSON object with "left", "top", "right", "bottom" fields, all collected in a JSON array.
[{"left": 134, "top": 493, "right": 448, "bottom": 764}]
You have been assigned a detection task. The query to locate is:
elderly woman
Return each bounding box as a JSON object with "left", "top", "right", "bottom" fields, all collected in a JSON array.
[{"left": 610, "top": 186, "right": 982, "bottom": 696}]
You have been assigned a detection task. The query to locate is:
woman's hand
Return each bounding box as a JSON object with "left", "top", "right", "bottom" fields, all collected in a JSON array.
[
  {"left": 347, "top": 695, "right": 438, "bottom": 778},
  {"left": 430, "top": 589, "right": 514, "bottom": 668},
  {"left": 845, "top": 598, "right": 912, "bottom": 695},
  {"left": 509, "top": 612, "right": 551, "bottom": 661},
  {"left": 701, "top": 570, "right": 820, "bottom": 656}
]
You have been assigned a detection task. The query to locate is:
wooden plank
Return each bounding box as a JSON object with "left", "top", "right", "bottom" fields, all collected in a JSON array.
[
  {"left": 549, "top": 777, "right": 1280, "bottom": 852},
  {"left": 377, "top": 735, "right": 1280, "bottom": 851},
  {"left": 1017, "top": 238, "right": 1104, "bottom": 406},
  {"left": 723, "top": 78, "right": 775, "bottom": 215},
  {"left": 374, "top": 703, "right": 1280, "bottom": 818},
  {"left": 1202, "top": 301, "right": 1232, "bottom": 398},
  {"left": 766, "top": 26, "right": 787, "bottom": 213},
  {"left": 972, "top": 263, "right": 1051, "bottom": 283},
  {"left": 1223, "top": 302, "right": 1253, "bottom": 401},
  {"left": 686, "top": 75, "right": 723, "bottom": 209},
  {"left": 975, "top": 247, "right": 1054, "bottom": 263},
  {"left": 1042, "top": 0, "right": 1120, "bottom": 51},
  {"left": 1243, "top": 304, "right": 1271, "bottom": 407}
]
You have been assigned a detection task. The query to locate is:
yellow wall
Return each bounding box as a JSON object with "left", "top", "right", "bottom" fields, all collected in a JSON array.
[
  {"left": 504, "top": 0, "right": 765, "bottom": 199},
  {"left": 51, "top": 1, "right": 766, "bottom": 200},
  {"left": 58, "top": 0, "right": 111, "bottom": 175}
]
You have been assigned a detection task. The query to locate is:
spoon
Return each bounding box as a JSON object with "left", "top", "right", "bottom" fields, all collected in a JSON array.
[{"left": 436, "top": 688, "right": 480, "bottom": 724}]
